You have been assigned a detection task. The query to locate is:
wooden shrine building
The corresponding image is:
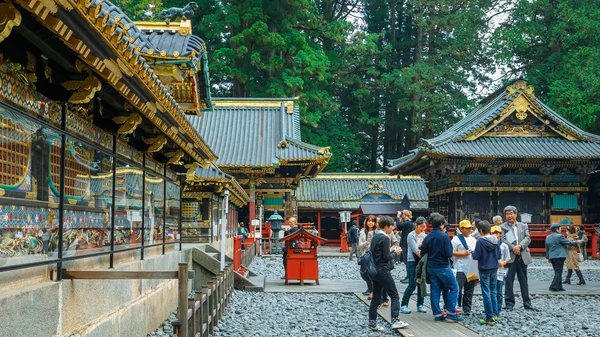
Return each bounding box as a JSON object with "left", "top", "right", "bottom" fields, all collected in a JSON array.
[
  {"left": 0, "top": 0, "right": 247, "bottom": 268},
  {"left": 295, "top": 173, "right": 428, "bottom": 243},
  {"left": 388, "top": 79, "right": 600, "bottom": 225},
  {"left": 187, "top": 98, "right": 331, "bottom": 223}
]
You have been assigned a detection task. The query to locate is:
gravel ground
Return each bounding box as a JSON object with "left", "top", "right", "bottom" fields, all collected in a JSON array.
[
  {"left": 148, "top": 313, "right": 177, "bottom": 337},
  {"left": 211, "top": 292, "right": 399, "bottom": 337},
  {"left": 249, "top": 256, "right": 408, "bottom": 280},
  {"left": 460, "top": 295, "right": 600, "bottom": 337},
  {"left": 250, "top": 256, "right": 600, "bottom": 282}
]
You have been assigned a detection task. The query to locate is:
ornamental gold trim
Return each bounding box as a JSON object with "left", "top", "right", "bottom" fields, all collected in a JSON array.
[{"left": 0, "top": 1, "right": 21, "bottom": 43}]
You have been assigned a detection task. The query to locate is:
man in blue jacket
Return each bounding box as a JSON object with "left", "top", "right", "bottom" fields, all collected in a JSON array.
[
  {"left": 472, "top": 220, "right": 501, "bottom": 324},
  {"left": 420, "top": 213, "right": 463, "bottom": 322},
  {"left": 545, "top": 223, "right": 582, "bottom": 291}
]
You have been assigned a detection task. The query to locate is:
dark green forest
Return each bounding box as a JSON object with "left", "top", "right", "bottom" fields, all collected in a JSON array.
[{"left": 116, "top": 0, "right": 600, "bottom": 172}]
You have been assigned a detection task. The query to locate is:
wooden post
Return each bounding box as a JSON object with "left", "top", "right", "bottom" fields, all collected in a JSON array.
[
  {"left": 194, "top": 291, "right": 201, "bottom": 335},
  {"left": 201, "top": 285, "right": 209, "bottom": 337},
  {"left": 188, "top": 295, "right": 196, "bottom": 335},
  {"left": 207, "top": 280, "right": 214, "bottom": 335},
  {"left": 317, "top": 210, "right": 322, "bottom": 236},
  {"left": 178, "top": 263, "right": 189, "bottom": 337}
]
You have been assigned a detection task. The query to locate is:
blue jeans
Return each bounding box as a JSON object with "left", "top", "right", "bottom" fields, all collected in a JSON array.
[
  {"left": 480, "top": 271, "right": 498, "bottom": 320},
  {"left": 496, "top": 280, "right": 503, "bottom": 315},
  {"left": 401, "top": 261, "right": 424, "bottom": 306},
  {"left": 428, "top": 266, "right": 459, "bottom": 317}
]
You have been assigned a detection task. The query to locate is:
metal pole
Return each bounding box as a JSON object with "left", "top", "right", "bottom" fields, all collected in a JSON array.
[
  {"left": 258, "top": 205, "right": 263, "bottom": 256},
  {"left": 179, "top": 175, "right": 183, "bottom": 251},
  {"left": 56, "top": 104, "right": 67, "bottom": 281},
  {"left": 110, "top": 134, "right": 116, "bottom": 268},
  {"left": 163, "top": 164, "right": 167, "bottom": 255},
  {"left": 220, "top": 191, "right": 229, "bottom": 271},
  {"left": 141, "top": 153, "right": 146, "bottom": 260}
]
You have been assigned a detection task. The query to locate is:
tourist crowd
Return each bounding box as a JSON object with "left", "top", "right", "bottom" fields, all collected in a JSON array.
[{"left": 355, "top": 206, "right": 587, "bottom": 332}]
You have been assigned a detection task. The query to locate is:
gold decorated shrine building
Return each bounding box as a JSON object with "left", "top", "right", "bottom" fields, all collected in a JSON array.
[
  {"left": 388, "top": 79, "right": 600, "bottom": 225},
  {"left": 0, "top": 0, "right": 248, "bottom": 273}
]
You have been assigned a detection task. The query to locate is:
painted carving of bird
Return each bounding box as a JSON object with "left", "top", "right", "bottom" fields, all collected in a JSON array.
[
  {"left": 143, "top": 135, "right": 168, "bottom": 153},
  {"left": 61, "top": 75, "right": 102, "bottom": 104},
  {"left": 112, "top": 113, "right": 142, "bottom": 135},
  {"left": 164, "top": 150, "right": 184, "bottom": 165}
]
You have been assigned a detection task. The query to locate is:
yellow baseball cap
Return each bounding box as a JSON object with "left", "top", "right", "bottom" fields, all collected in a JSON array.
[
  {"left": 459, "top": 220, "right": 472, "bottom": 228},
  {"left": 491, "top": 225, "right": 502, "bottom": 233}
]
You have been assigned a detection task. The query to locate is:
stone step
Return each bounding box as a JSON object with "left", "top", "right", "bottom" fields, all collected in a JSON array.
[{"left": 244, "top": 275, "right": 265, "bottom": 292}]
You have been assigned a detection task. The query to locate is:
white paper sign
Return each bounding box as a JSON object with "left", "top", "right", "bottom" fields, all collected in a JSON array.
[{"left": 497, "top": 268, "right": 507, "bottom": 281}]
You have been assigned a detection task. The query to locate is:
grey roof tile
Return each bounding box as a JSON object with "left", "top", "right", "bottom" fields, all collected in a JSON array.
[
  {"left": 296, "top": 175, "right": 428, "bottom": 203},
  {"left": 186, "top": 99, "right": 328, "bottom": 167}
]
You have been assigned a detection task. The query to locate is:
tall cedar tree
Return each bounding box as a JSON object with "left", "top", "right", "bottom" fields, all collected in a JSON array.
[{"left": 492, "top": 0, "right": 600, "bottom": 133}]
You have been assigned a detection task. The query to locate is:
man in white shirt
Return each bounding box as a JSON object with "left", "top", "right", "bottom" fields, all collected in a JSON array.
[{"left": 452, "top": 220, "right": 478, "bottom": 315}]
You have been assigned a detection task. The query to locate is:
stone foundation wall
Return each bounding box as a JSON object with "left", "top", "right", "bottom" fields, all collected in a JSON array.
[{"left": 0, "top": 245, "right": 205, "bottom": 337}]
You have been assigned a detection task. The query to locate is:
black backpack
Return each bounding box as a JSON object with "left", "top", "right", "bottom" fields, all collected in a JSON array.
[{"left": 359, "top": 250, "right": 378, "bottom": 280}]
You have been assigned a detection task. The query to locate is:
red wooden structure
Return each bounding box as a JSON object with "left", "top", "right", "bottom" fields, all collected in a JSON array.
[
  {"left": 233, "top": 235, "right": 242, "bottom": 271},
  {"left": 280, "top": 228, "right": 327, "bottom": 285}
]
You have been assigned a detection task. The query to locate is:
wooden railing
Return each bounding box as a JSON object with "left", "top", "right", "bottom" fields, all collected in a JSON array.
[
  {"left": 242, "top": 241, "right": 257, "bottom": 268},
  {"left": 173, "top": 263, "right": 235, "bottom": 337},
  {"left": 55, "top": 262, "right": 235, "bottom": 337}
]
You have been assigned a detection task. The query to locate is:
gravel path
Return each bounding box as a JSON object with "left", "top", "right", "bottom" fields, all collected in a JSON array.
[
  {"left": 249, "top": 256, "right": 600, "bottom": 281},
  {"left": 212, "top": 291, "right": 399, "bottom": 337},
  {"left": 249, "top": 256, "right": 408, "bottom": 280},
  {"left": 460, "top": 295, "right": 600, "bottom": 337}
]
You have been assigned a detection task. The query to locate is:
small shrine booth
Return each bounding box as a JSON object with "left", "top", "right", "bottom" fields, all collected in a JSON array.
[
  {"left": 280, "top": 227, "right": 327, "bottom": 285},
  {"left": 388, "top": 79, "right": 600, "bottom": 227}
]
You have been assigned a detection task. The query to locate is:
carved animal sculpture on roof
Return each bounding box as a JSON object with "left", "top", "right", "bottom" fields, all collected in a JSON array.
[{"left": 155, "top": 2, "right": 198, "bottom": 24}]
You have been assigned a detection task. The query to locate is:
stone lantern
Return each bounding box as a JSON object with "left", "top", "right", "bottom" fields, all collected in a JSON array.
[{"left": 268, "top": 210, "right": 284, "bottom": 254}]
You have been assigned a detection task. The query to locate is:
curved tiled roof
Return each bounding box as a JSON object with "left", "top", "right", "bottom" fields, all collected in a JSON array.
[
  {"left": 142, "top": 30, "right": 205, "bottom": 58},
  {"left": 388, "top": 79, "right": 600, "bottom": 174},
  {"left": 186, "top": 99, "right": 329, "bottom": 167},
  {"left": 296, "top": 176, "right": 428, "bottom": 202}
]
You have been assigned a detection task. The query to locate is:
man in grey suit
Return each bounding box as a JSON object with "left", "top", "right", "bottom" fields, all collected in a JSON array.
[
  {"left": 545, "top": 223, "right": 582, "bottom": 291},
  {"left": 500, "top": 205, "right": 534, "bottom": 310}
]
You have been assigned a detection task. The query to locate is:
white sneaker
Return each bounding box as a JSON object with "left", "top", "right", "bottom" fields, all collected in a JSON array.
[
  {"left": 391, "top": 320, "right": 409, "bottom": 329},
  {"left": 369, "top": 325, "right": 385, "bottom": 332}
]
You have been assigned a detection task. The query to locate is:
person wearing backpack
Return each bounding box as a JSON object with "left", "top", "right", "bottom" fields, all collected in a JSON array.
[
  {"left": 348, "top": 219, "right": 359, "bottom": 261},
  {"left": 451, "top": 220, "right": 478, "bottom": 316},
  {"left": 367, "top": 216, "right": 409, "bottom": 332}
]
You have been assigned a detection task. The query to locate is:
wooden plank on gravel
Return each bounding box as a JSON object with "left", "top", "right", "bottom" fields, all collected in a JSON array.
[{"left": 355, "top": 293, "right": 480, "bottom": 337}]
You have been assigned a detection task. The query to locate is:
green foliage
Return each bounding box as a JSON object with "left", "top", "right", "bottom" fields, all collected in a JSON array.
[
  {"left": 492, "top": 0, "right": 600, "bottom": 132},
  {"left": 115, "top": 0, "right": 600, "bottom": 173}
]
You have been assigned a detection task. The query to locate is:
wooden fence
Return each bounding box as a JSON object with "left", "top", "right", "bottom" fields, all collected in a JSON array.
[
  {"left": 173, "top": 263, "right": 235, "bottom": 337},
  {"left": 57, "top": 262, "right": 235, "bottom": 337}
]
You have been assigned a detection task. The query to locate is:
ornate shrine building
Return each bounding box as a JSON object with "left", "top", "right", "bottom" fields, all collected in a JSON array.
[
  {"left": 295, "top": 173, "right": 428, "bottom": 243},
  {"left": 388, "top": 79, "right": 600, "bottom": 225},
  {"left": 187, "top": 98, "right": 331, "bottom": 223},
  {"left": 0, "top": 0, "right": 247, "bottom": 273}
]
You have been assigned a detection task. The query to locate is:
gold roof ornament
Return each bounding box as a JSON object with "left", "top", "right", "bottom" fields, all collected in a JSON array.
[
  {"left": 61, "top": 74, "right": 102, "bottom": 104},
  {"left": 165, "top": 149, "right": 185, "bottom": 165},
  {"left": 113, "top": 113, "right": 143, "bottom": 135},
  {"left": 143, "top": 135, "right": 168, "bottom": 153}
]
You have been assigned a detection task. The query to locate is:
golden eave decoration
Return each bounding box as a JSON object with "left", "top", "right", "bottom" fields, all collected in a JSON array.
[
  {"left": 13, "top": 0, "right": 217, "bottom": 165},
  {"left": 0, "top": 1, "right": 22, "bottom": 43}
]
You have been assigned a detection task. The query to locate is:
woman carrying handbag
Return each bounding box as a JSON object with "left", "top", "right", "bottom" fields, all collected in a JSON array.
[{"left": 563, "top": 224, "right": 586, "bottom": 285}]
